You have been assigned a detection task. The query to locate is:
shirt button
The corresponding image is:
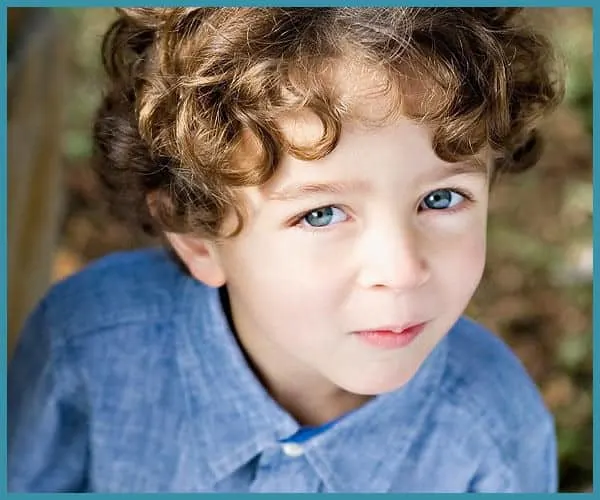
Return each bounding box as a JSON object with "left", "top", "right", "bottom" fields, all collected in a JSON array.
[{"left": 281, "top": 442, "right": 305, "bottom": 457}]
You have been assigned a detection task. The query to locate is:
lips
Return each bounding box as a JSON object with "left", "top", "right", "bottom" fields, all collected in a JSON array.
[
  {"left": 363, "top": 323, "right": 424, "bottom": 334},
  {"left": 354, "top": 322, "right": 427, "bottom": 349}
]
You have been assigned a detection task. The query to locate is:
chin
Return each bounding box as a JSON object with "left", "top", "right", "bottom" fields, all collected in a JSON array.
[{"left": 336, "top": 368, "right": 419, "bottom": 396}]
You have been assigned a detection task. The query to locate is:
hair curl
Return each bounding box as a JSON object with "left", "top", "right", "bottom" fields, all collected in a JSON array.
[{"left": 92, "top": 7, "right": 564, "bottom": 238}]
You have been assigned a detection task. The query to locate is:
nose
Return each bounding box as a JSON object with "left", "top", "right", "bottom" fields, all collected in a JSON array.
[{"left": 356, "top": 223, "right": 430, "bottom": 292}]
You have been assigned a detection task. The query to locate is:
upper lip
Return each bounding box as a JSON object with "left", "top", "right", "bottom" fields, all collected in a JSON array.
[{"left": 356, "top": 322, "right": 427, "bottom": 333}]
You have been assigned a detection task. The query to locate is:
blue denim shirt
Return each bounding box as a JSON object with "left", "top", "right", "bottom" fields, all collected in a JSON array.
[{"left": 8, "top": 248, "right": 557, "bottom": 492}]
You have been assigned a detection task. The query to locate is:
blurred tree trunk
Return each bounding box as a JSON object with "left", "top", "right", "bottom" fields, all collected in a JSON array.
[{"left": 8, "top": 8, "right": 67, "bottom": 358}]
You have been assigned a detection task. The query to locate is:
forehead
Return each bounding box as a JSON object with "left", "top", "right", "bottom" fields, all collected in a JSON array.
[{"left": 262, "top": 116, "right": 489, "bottom": 196}]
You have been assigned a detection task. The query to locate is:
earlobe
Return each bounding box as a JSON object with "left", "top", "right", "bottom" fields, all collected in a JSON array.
[{"left": 165, "top": 232, "right": 226, "bottom": 287}]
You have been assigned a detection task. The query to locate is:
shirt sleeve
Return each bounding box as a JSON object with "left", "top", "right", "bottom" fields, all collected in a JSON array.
[
  {"left": 469, "top": 411, "right": 558, "bottom": 492},
  {"left": 8, "top": 297, "right": 89, "bottom": 492}
]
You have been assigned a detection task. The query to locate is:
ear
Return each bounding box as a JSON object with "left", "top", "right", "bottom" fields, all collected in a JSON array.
[{"left": 165, "top": 232, "right": 226, "bottom": 287}]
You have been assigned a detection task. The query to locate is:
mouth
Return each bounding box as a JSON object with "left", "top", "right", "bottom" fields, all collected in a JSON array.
[{"left": 353, "top": 322, "right": 427, "bottom": 349}]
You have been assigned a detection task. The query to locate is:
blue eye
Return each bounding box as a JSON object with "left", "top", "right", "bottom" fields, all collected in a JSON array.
[
  {"left": 420, "top": 189, "right": 466, "bottom": 210},
  {"left": 301, "top": 206, "right": 348, "bottom": 228}
]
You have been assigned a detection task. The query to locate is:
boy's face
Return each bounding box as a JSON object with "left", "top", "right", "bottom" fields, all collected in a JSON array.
[{"left": 174, "top": 107, "right": 490, "bottom": 399}]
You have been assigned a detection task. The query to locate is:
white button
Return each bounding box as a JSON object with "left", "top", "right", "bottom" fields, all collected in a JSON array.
[{"left": 281, "top": 442, "right": 305, "bottom": 457}]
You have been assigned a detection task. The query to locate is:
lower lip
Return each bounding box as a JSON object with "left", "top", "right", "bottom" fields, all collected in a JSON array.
[{"left": 354, "top": 323, "right": 426, "bottom": 349}]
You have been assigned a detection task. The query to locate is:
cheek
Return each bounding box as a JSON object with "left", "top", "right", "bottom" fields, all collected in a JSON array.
[
  {"left": 431, "top": 226, "right": 487, "bottom": 299},
  {"left": 459, "top": 235, "right": 487, "bottom": 282},
  {"left": 221, "top": 235, "right": 347, "bottom": 321}
]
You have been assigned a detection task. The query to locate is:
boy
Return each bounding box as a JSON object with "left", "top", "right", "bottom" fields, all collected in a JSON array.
[{"left": 8, "top": 7, "right": 564, "bottom": 492}]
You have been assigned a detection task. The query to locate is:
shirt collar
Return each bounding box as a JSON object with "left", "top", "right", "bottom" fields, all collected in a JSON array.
[
  {"left": 175, "top": 275, "right": 449, "bottom": 491},
  {"left": 175, "top": 278, "right": 299, "bottom": 487}
]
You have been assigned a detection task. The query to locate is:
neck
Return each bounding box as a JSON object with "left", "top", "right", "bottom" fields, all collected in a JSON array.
[
  {"left": 221, "top": 288, "right": 371, "bottom": 426},
  {"left": 261, "top": 369, "right": 372, "bottom": 426}
]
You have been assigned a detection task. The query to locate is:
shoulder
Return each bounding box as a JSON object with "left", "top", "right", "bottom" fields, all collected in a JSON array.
[
  {"left": 444, "top": 317, "right": 549, "bottom": 419},
  {"left": 434, "top": 318, "right": 557, "bottom": 491},
  {"left": 11, "top": 246, "right": 219, "bottom": 402},
  {"left": 440, "top": 316, "right": 553, "bottom": 452},
  {"left": 39, "top": 247, "right": 195, "bottom": 341}
]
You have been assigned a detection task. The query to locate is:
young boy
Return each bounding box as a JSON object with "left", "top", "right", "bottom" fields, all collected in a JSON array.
[{"left": 8, "top": 7, "right": 564, "bottom": 492}]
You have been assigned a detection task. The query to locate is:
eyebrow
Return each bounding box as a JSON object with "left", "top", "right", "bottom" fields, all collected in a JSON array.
[
  {"left": 267, "top": 179, "right": 372, "bottom": 202},
  {"left": 429, "top": 160, "right": 489, "bottom": 181}
]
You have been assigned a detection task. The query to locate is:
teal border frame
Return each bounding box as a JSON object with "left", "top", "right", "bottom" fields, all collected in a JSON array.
[
  {"left": 2, "top": 0, "right": 597, "bottom": 7},
  {"left": 2, "top": 1, "right": 596, "bottom": 496}
]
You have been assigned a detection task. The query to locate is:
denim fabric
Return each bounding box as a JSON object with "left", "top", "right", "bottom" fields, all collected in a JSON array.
[{"left": 8, "top": 248, "right": 557, "bottom": 492}]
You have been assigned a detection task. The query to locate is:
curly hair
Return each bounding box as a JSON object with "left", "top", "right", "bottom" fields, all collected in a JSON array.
[{"left": 92, "top": 7, "right": 564, "bottom": 239}]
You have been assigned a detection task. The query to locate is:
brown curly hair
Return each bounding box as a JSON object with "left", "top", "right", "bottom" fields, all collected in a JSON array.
[{"left": 92, "top": 7, "right": 564, "bottom": 239}]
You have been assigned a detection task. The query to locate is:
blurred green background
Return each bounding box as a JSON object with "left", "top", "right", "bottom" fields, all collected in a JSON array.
[{"left": 9, "top": 7, "right": 594, "bottom": 493}]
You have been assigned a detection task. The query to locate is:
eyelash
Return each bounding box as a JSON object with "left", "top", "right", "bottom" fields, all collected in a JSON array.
[
  {"left": 291, "top": 186, "right": 476, "bottom": 232},
  {"left": 418, "top": 186, "right": 475, "bottom": 214},
  {"left": 291, "top": 205, "right": 349, "bottom": 234}
]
